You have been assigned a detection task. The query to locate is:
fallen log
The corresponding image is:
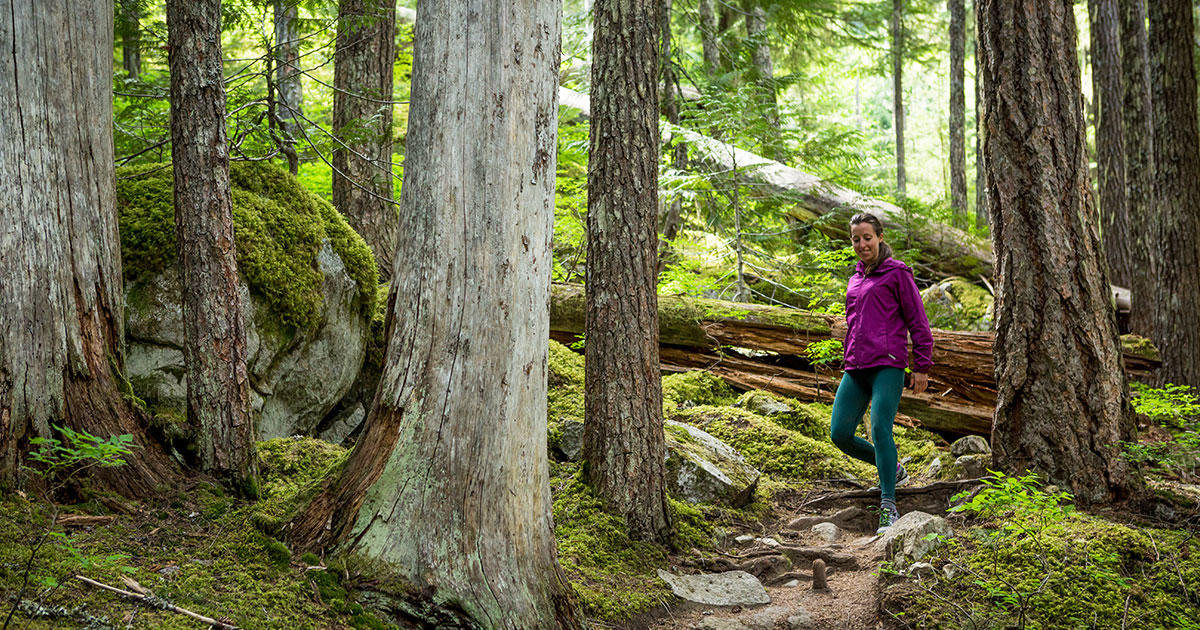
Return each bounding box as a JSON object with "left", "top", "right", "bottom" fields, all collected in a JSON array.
[
  {"left": 550, "top": 283, "right": 1160, "bottom": 437},
  {"left": 558, "top": 87, "right": 994, "bottom": 279}
]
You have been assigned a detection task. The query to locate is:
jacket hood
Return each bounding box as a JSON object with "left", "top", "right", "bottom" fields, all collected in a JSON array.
[{"left": 855, "top": 256, "right": 910, "bottom": 276}]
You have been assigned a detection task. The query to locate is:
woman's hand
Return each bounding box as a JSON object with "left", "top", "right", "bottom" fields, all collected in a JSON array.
[{"left": 910, "top": 372, "right": 928, "bottom": 395}]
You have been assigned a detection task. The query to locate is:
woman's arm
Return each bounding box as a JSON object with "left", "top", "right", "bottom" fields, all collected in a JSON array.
[{"left": 897, "top": 270, "right": 934, "bottom": 375}]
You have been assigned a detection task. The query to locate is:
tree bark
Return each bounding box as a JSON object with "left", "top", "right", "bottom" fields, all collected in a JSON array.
[
  {"left": 332, "top": 0, "right": 397, "bottom": 281},
  {"left": 979, "top": 0, "right": 1139, "bottom": 505},
  {"left": 949, "top": 0, "right": 967, "bottom": 227},
  {"left": 585, "top": 0, "right": 670, "bottom": 543},
  {"left": 274, "top": 0, "right": 303, "bottom": 171},
  {"left": 892, "top": 0, "right": 906, "bottom": 195},
  {"left": 743, "top": 1, "right": 780, "bottom": 159},
  {"left": 0, "top": 0, "right": 177, "bottom": 496},
  {"left": 1089, "top": 0, "right": 1132, "bottom": 290},
  {"left": 288, "top": 2, "right": 579, "bottom": 626},
  {"left": 658, "top": 0, "right": 686, "bottom": 274},
  {"left": 973, "top": 0, "right": 988, "bottom": 229},
  {"left": 1148, "top": 0, "right": 1200, "bottom": 388},
  {"left": 698, "top": 0, "right": 720, "bottom": 75},
  {"left": 117, "top": 0, "right": 141, "bottom": 79},
  {"left": 1120, "top": 0, "right": 1154, "bottom": 336},
  {"left": 167, "top": 0, "right": 259, "bottom": 492}
]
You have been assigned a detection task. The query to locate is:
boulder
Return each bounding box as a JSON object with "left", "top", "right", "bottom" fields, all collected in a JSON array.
[
  {"left": 656, "top": 569, "right": 770, "bottom": 606},
  {"left": 951, "top": 435, "right": 992, "bottom": 457},
  {"left": 955, "top": 454, "right": 991, "bottom": 479},
  {"left": 811, "top": 522, "right": 841, "bottom": 543},
  {"left": 556, "top": 417, "right": 584, "bottom": 462},
  {"left": 664, "top": 420, "right": 762, "bottom": 504},
  {"left": 920, "top": 277, "right": 993, "bottom": 331},
  {"left": 872, "top": 511, "right": 953, "bottom": 568}
]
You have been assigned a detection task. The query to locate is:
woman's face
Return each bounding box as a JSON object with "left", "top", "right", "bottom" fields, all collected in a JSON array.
[{"left": 851, "top": 222, "right": 883, "bottom": 265}]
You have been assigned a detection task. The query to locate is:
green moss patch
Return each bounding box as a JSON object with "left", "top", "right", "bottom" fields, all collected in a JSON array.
[
  {"left": 116, "top": 162, "right": 378, "bottom": 333},
  {"left": 547, "top": 341, "right": 585, "bottom": 451},
  {"left": 662, "top": 371, "right": 736, "bottom": 412},
  {"left": 551, "top": 462, "right": 671, "bottom": 621},
  {"left": 253, "top": 438, "right": 350, "bottom": 535},
  {"left": 670, "top": 405, "right": 874, "bottom": 481}
]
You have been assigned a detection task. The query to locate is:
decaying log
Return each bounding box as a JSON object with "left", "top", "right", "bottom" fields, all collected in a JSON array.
[
  {"left": 549, "top": 283, "right": 1160, "bottom": 437},
  {"left": 559, "top": 86, "right": 994, "bottom": 279}
]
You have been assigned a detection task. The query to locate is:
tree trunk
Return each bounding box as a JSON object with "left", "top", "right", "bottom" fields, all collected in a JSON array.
[
  {"left": 658, "top": 0, "right": 686, "bottom": 274},
  {"left": 167, "top": 0, "right": 258, "bottom": 492},
  {"left": 1148, "top": 0, "right": 1200, "bottom": 387},
  {"left": 274, "top": 0, "right": 302, "bottom": 174},
  {"left": 698, "top": 0, "right": 720, "bottom": 75},
  {"left": 892, "top": 0, "right": 906, "bottom": 194},
  {"left": 949, "top": 0, "right": 967, "bottom": 227},
  {"left": 288, "top": 2, "right": 579, "bottom": 626},
  {"left": 743, "top": 2, "right": 780, "bottom": 159},
  {"left": 332, "top": 0, "right": 397, "bottom": 281},
  {"left": 1120, "top": 0, "right": 1155, "bottom": 336},
  {"left": 973, "top": 0, "right": 988, "bottom": 229},
  {"left": 0, "top": 0, "right": 177, "bottom": 496},
  {"left": 979, "top": 0, "right": 1139, "bottom": 505},
  {"left": 1089, "top": 0, "right": 1132, "bottom": 289},
  {"left": 117, "top": 0, "right": 141, "bottom": 79},
  {"left": 585, "top": 0, "right": 670, "bottom": 542}
]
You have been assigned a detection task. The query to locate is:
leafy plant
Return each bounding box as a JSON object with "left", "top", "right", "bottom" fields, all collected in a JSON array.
[
  {"left": 1130, "top": 382, "right": 1200, "bottom": 429},
  {"left": 1123, "top": 383, "right": 1200, "bottom": 482}
]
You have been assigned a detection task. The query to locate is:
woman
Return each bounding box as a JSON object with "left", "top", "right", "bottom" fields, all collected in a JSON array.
[{"left": 830, "top": 213, "right": 933, "bottom": 534}]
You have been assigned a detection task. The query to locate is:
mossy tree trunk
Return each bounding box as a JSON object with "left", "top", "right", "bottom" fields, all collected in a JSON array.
[
  {"left": 1120, "top": 0, "right": 1154, "bottom": 337},
  {"left": 1148, "top": 0, "right": 1200, "bottom": 388},
  {"left": 288, "top": 1, "right": 580, "bottom": 626},
  {"left": 167, "top": 0, "right": 259, "bottom": 492},
  {"left": 585, "top": 0, "right": 671, "bottom": 544},
  {"left": 332, "top": 0, "right": 397, "bottom": 281},
  {"left": 0, "top": 0, "right": 178, "bottom": 495},
  {"left": 979, "top": 0, "right": 1140, "bottom": 504}
]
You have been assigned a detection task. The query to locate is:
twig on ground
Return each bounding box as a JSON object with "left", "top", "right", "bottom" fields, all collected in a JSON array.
[{"left": 74, "top": 576, "right": 240, "bottom": 630}]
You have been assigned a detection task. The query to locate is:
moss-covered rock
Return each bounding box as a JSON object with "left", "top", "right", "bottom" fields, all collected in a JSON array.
[
  {"left": 921, "top": 277, "right": 992, "bottom": 331},
  {"left": 736, "top": 390, "right": 831, "bottom": 441},
  {"left": 662, "top": 371, "right": 736, "bottom": 412},
  {"left": 118, "top": 163, "right": 380, "bottom": 439},
  {"left": 547, "top": 341, "right": 585, "bottom": 454}
]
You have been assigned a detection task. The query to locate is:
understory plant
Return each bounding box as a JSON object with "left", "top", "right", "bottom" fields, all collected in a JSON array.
[{"left": 1123, "top": 383, "right": 1200, "bottom": 482}]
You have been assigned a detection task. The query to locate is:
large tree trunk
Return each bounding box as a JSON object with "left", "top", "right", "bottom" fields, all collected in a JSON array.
[
  {"left": 1120, "top": 0, "right": 1155, "bottom": 336},
  {"left": 1089, "top": 0, "right": 1132, "bottom": 289},
  {"left": 973, "top": 1, "right": 988, "bottom": 229},
  {"left": 698, "top": 0, "right": 720, "bottom": 75},
  {"left": 586, "top": 0, "right": 670, "bottom": 543},
  {"left": 949, "top": 0, "right": 967, "bottom": 227},
  {"left": 979, "top": 0, "right": 1139, "bottom": 505},
  {"left": 167, "top": 0, "right": 259, "bottom": 491},
  {"left": 892, "top": 0, "right": 906, "bottom": 194},
  {"left": 332, "top": 0, "right": 397, "bottom": 281},
  {"left": 743, "top": 2, "right": 780, "bottom": 159},
  {"left": 288, "top": 2, "right": 579, "bottom": 626},
  {"left": 1148, "top": 0, "right": 1200, "bottom": 388},
  {"left": 0, "top": 0, "right": 177, "bottom": 496}
]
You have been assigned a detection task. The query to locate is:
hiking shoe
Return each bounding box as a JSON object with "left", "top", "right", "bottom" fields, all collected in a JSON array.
[
  {"left": 869, "top": 463, "right": 910, "bottom": 491},
  {"left": 876, "top": 506, "right": 901, "bottom": 535}
]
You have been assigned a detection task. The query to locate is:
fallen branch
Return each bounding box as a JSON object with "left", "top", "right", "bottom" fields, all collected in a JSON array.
[
  {"left": 74, "top": 576, "right": 239, "bottom": 630},
  {"left": 800, "top": 479, "right": 986, "bottom": 510}
]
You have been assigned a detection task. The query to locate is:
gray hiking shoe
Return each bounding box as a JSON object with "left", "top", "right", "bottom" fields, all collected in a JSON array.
[
  {"left": 876, "top": 506, "right": 901, "bottom": 535},
  {"left": 869, "top": 463, "right": 910, "bottom": 491}
]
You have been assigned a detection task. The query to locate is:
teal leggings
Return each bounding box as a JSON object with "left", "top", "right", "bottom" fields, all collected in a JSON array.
[{"left": 830, "top": 366, "right": 904, "bottom": 501}]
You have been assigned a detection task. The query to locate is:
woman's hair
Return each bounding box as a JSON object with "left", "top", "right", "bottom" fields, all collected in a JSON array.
[{"left": 849, "top": 212, "right": 892, "bottom": 274}]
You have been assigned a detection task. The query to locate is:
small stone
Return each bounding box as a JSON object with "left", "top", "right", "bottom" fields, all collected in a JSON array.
[
  {"left": 811, "top": 522, "right": 841, "bottom": 542},
  {"left": 925, "top": 456, "right": 943, "bottom": 478},
  {"left": 908, "top": 562, "right": 934, "bottom": 578},
  {"left": 787, "top": 610, "right": 815, "bottom": 630},
  {"left": 158, "top": 565, "right": 181, "bottom": 577},
  {"left": 782, "top": 579, "right": 801, "bottom": 588},
  {"left": 955, "top": 454, "right": 990, "bottom": 479},
  {"left": 950, "top": 435, "right": 992, "bottom": 457},
  {"left": 943, "top": 563, "right": 959, "bottom": 580},
  {"left": 695, "top": 619, "right": 746, "bottom": 630},
  {"left": 735, "top": 534, "right": 755, "bottom": 544},
  {"left": 758, "top": 537, "right": 780, "bottom": 548}
]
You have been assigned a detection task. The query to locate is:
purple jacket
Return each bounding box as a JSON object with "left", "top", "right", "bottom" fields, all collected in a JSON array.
[{"left": 843, "top": 257, "right": 934, "bottom": 373}]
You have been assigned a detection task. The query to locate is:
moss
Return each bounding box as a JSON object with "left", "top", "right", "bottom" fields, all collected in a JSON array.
[
  {"left": 252, "top": 438, "right": 350, "bottom": 534},
  {"left": 550, "top": 462, "right": 671, "bottom": 621},
  {"left": 116, "top": 162, "right": 378, "bottom": 334},
  {"left": 736, "top": 390, "right": 832, "bottom": 441},
  {"left": 662, "top": 371, "right": 736, "bottom": 412},
  {"left": 1122, "top": 334, "right": 1161, "bottom": 362},
  {"left": 547, "top": 341, "right": 585, "bottom": 451},
  {"left": 668, "top": 497, "right": 715, "bottom": 551},
  {"left": 670, "top": 405, "right": 875, "bottom": 481},
  {"left": 263, "top": 537, "right": 292, "bottom": 569}
]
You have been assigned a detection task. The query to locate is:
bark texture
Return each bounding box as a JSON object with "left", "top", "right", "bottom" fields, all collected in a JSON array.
[
  {"left": 0, "top": 0, "right": 176, "bottom": 495},
  {"left": 743, "top": 2, "right": 779, "bottom": 159},
  {"left": 585, "top": 0, "right": 671, "bottom": 542},
  {"left": 892, "top": 0, "right": 906, "bottom": 194},
  {"left": 1148, "top": 0, "right": 1200, "bottom": 387},
  {"left": 973, "top": 2, "right": 988, "bottom": 229},
  {"left": 290, "top": 1, "right": 579, "bottom": 626},
  {"left": 698, "top": 0, "right": 720, "bottom": 74},
  {"left": 332, "top": 0, "right": 397, "bottom": 281},
  {"left": 949, "top": 0, "right": 967, "bottom": 227},
  {"left": 1089, "top": 0, "right": 1132, "bottom": 289},
  {"left": 1120, "top": 0, "right": 1154, "bottom": 336},
  {"left": 979, "top": 0, "right": 1138, "bottom": 504},
  {"left": 274, "top": 0, "right": 303, "bottom": 137},
  {"left": 167, "top": 0, "right": 258, "bottom": 489}
]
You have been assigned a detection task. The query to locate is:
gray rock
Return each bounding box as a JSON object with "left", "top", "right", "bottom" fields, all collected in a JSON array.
[
  {"left": 318, "top": 403, "right": 364, "bottom": 446},
  {"left": 657, "top": 569, "right": 771, "bottom": 606},
  {"left": 126, "top": 241, "right": 371, "bottom": 440},
  {"left": 955, "top": 454, "right": 991, "bottom": 479},
  {"left": 745, "top": 606, "right": 800, "bottom": 630},
  {"left": 908, "top": 562, "right": 935, "bottom": 578},
  {"left": 740, "top": 394, "right": 794, "bottom": 417},
  {"left": 695, "top": 620, "right": 747, "bottom": 630},
  {"left": 925, "top": 456, "right": 943, "bottom": 478},
  {"left": 781, "top": 579, "right": 801, "bottom": 588},
  {"left": 664, "top": 420, "right": 761, "bottom": 504},
  {"left": 943, "top": 563, "right": 960, "bottom": 580},
  {"left": 951, "top": 435, "right": 992, "bottom": 457},
  {"left": 757, "top": 537, "right": 780, "bottom": 548},
  {"left": 872, "top": 511, "right": 953, "bottom": 568},
  {"left": 787, "top": 610, "right": 815, "bottom": 630},
  {"left": 558, "top": 417, "right": 584, "bottom": 461},
  {"left": 735, "top": 534, "right": 756, "bottom": 544},
  {"left": 811, "top": 522, "right": 841, "bottom": 542}
]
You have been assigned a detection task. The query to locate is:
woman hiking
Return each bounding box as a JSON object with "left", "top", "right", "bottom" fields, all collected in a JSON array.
[{"left": 829, "top": 212, "right": 933, "bottom": 534}]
